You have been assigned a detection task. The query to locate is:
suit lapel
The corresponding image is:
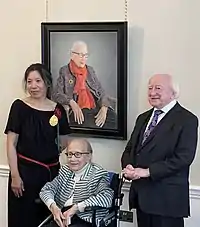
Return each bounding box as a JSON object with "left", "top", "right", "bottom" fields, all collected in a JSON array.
[
  {"left": 137, "top": 110, "right": 153, "bottom": 146},
  {"left": 128, "top": 110, "right": 153, "bottom": 156},
  {"left": 138, "top": 103, "right": 181, "bottom": 152}
]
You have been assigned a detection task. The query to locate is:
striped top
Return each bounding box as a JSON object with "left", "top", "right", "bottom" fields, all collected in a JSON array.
[{"left": 40, "top": 162, "right": 114, "bottom": 226}]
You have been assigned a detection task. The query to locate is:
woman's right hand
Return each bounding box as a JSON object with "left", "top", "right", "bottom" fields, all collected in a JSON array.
[
  {"left": 69, "top": 100, "right": 84, "bottom": 124},
  {"left": 50, "top": 203, "right": 65, "bottom": 227},
  {"left": 11, "top": 174, "right": 24, "bottom": 197}
]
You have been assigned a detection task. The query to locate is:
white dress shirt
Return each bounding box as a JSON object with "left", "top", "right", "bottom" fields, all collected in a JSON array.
[{"left": 145, "top": 100, "right": 177, "bottom": 132}]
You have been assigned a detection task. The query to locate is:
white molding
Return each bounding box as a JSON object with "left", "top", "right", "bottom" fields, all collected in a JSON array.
[
  {"left": 122, "top": 180, "right": 131, "bottom": 192},
  {"left": 122, "top": 180, "right": 200, "bottom": 200},
  {"left": 0, "top": 165, "right": 9, "bottom": 178},
  {"left": 0, "top": 165, "right": 200, "bottom": 200},
  {"left": 189, "top": 185, "right": 200, "bottom": 200}
]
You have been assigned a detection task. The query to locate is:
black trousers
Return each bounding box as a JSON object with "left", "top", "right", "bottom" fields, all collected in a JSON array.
[
  {"left": 136, "top": 208, "right": 184, "bottom": 227},
  {"left": 8, "top": 160, "right": 59, "bottom": 227}
]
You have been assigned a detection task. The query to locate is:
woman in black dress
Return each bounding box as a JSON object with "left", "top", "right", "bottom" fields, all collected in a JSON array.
[{"left": 4, "top": 63, "right": 71, "bottom": 227}]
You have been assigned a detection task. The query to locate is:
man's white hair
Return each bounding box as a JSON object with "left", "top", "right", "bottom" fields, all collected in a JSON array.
[
  {"left": 71, "top": 40, "right": 88, "bottom": 52},
  {"left": 165, "top": 74, "right": 180, "bottom": 99},
  {"left": 171, "top": 78, "right": 180, "bottom": 99},
  {"left": 150, "top": 74, "right": 180, "bottom": 99}
]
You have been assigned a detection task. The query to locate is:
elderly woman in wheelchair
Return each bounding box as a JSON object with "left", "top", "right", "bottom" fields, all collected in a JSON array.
[{"left": 39, "top": 138, "right": 114, "bottom": 227}]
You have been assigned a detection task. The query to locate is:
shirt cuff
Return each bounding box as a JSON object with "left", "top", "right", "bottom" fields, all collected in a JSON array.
[
  {"left": 46, "top": 199, "right": 56, "bottom": 210},
  {"left": 77, "top": 202, "right": 86, "bottom": 212}
]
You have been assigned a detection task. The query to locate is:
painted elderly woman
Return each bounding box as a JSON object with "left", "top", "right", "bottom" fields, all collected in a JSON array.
[
  {"left": 40, "top": 138, "right": 114, "bottom": 227},
  {"left": 52, "top": 41, "right": 117, "bottom": 129}
]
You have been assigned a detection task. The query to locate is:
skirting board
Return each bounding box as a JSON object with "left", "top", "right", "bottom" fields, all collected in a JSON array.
[
  {"left": 1, "top": 164, "right": 200, "bottom": 199},
  {"left": 0, "top": 165, "right": 9, "bottom": 177},
  {"left": 122, "top": 180, "right": 200, "bottom": 200}
]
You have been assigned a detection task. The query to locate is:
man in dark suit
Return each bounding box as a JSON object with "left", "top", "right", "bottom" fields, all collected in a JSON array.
[{"left": 121, "top": 74, "right": 198, "bottom": 227}]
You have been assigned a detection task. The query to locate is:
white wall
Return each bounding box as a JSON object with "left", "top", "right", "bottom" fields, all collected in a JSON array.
[
  {"left": 48, "top": 0, "right": 200, "bottom": 183},
  {"left": 0, "top": 0, "right": 45, "bottom": 164},
  {"left": 0, "top": 0, "right": 200, "bottom": 185},
  {"left": 128, "top": 0, "right": 200, "bottom": 184},
  {"left": 1, "top": 0, "right": 200, "bottom": 226}
]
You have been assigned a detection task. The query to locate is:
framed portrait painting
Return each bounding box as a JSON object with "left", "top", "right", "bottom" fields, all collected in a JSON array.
[{"left": 41, "top": 22, "right": 127, "bottom": 140}]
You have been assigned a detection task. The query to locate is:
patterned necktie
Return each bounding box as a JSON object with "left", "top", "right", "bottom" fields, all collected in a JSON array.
[{"left": 142, "top": 109, "right": 163, "bottom": 144}]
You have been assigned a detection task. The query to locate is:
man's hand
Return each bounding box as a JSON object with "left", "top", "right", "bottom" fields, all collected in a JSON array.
[
  {"left": 132, "top": 168, "right": 150, "bottom": 179},
  {"left": 50, "top": 203, "right": 65, "bottom": 227},
  {"left": 95, "top": 106, "right": 108, "bottom": 127},
  {"left": 63, "top": 204, "right": 78, "bottom": 227},
  {"left": 122, "top": 165, "right": 135, "bottom": 180},
  {"left": 126, "top": 164, "right": 134, "bottom": 171},
  {"left": 122, "top": 165, "right": 150, "bottom": 180},
  {"left": 11, "top": 174, "right": 24, "bottom": 197},
  {"left": 69, "top": 100, "right": 84, "bottom": 124}
]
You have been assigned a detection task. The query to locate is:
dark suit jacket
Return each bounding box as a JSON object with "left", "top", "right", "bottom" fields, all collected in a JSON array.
[{"left": 121, "top": 103, "right": 198, "bottom": 218}]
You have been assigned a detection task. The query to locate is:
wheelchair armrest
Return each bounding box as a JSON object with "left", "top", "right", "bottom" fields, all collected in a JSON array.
[
  {"left": 85, "top": 205, "right": 117, "bottom": 212},
  {"left": 85, "top": 206, "right": 107, "bottom": 211},
  {"left": 85, "top": 206, "right": 116, "bottom": 227},
  {"left": 99, "top": 210, "right": 116, "bottom": 227}
]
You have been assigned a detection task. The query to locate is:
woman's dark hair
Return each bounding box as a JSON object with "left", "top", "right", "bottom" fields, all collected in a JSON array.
[{"left": 23, "top": 63, "right": 53, "bottom": 99}]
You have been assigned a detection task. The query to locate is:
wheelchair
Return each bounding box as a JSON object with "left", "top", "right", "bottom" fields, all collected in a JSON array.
[{"left": 38, "top": 172, "right": 125, "bottom": 227}]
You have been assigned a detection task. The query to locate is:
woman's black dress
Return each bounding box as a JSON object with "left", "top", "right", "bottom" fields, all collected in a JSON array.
[{"left": 4, "top": 99, "right": 70, "bottom": 227}]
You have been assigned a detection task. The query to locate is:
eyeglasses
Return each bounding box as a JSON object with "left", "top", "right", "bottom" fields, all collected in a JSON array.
[
  {"left": 65, "top": 151, "right": 90, "bottom": 158},
  {"left": 72, "top": 51, "right": 89, "bottom": 59}
]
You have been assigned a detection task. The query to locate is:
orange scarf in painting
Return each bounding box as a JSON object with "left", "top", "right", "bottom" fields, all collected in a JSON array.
[{"left": 69, "top": 60, "right": 96, "bottom": 109}]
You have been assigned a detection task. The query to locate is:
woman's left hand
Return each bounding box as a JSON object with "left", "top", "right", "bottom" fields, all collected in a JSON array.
[
  {"left": 63, "top": 204, "right": 78, "bottom": 226},
  {"left": 95, "top": 106, "right": 108, "bottom": 127}
]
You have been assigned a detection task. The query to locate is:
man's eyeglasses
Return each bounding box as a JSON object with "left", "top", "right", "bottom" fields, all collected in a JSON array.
[
  {"left": 72, "top": 51, "right": 89, "bottom": 59},
  {"left": 65, "top": 151, "right": 90, "bottom": 158}
]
